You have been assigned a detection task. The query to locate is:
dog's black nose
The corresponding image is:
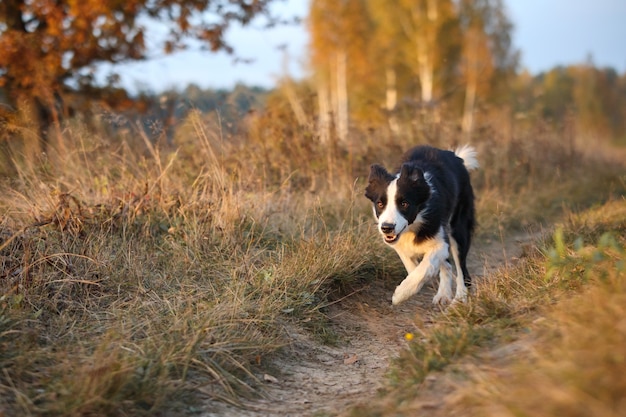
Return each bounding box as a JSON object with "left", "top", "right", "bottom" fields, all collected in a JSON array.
[{"left": 380, "top": 223, "right": 395, "bottom": 234}]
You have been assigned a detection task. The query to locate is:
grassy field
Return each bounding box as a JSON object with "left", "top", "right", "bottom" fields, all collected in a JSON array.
[
  {"left": 347, "top": 199, "right": 626, "bottom": 417},
  {"left": 1, "top": 112, "right": 625, "bottom": 416}
]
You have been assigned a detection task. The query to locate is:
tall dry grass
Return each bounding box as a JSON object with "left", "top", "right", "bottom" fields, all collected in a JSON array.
[
  {"left": 0, "top": 114, "right": 382, "bottom": 415},
  {"left": 1, "top": 107, "right": 625, "bottom": 415},
  {"left": 449, "top": 200, "right": 626, "bottom": 417},
  {"left": 346, "top": 196, "right": 626, "bottom": 417}
]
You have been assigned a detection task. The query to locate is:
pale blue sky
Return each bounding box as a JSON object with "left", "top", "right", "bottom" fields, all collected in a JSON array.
[
  {"left": 507, "top": 0, "right": 626, "bottom": 73},
  {"left": 109, "top": 0, "right": 626, "bottom": 93}
]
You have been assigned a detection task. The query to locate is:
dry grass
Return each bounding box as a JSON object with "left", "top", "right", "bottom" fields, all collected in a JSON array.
[
  {"left": 0, "top": 117, "right": 382, "bottom": 415},
  {"left": 473, "top": 200, "right": 626, "bottom": 416},
  {"left": 454, "top": 201, "right": 626, "bottom": 417},
  {"left": 1, "top": 110, "right": 625, "bottom": 416},
  {"left": 488, "top": 247, "right": 626, "bottom": 417},
  {"left": 347, "top": 198, "right": 626, "bottom": 417}
]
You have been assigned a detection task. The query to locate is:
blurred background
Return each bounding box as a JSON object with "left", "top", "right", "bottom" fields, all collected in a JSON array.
[
  {"left": 1, "top": 0, "right": 625, "bottom": 172},
  {"left": 110, "top": 0, "right": 626, "bottom": 92}
]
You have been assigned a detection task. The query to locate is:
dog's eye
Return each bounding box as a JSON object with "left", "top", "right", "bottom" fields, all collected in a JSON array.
[
  {"left": 376, "top": 201, "right": 384, "bottom": 209},
  {"left": 400, "top": 200, "right": 409, "bottom": 209}
]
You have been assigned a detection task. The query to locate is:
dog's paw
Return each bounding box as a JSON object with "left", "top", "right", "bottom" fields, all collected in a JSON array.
[
  {"left": 452, "top": 286, "right": 469, "bottom": 304},
  {"left": 391, "top": 283, "right": 413, "bottom": 305},
  {"left": 432, "top": 292, "right": 453, "bottom": 306},
  {"left": 391, "top": 292, "right": 407, "bottom": 305}
]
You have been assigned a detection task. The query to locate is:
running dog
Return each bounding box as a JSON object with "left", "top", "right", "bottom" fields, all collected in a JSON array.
[{"left": 364, "top": 145, "right": 478, "bottom": 305}]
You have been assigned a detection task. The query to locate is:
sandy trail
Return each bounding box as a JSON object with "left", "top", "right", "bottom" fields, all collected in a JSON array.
[{"left": 202, "top": 232, "right": 535, "bottom": 417}]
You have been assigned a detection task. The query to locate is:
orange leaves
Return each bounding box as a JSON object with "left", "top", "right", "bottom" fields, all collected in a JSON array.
[
  {"left": 0, "top": 30, "right": 47, "bottom": 90},
  {"left": 0, "top": 0, "right": 273, "bottom": 107}
]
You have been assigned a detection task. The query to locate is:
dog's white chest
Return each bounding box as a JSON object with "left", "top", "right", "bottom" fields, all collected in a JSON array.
[{"left": 390, "top": 227, "right": 444, "bottom": 261}]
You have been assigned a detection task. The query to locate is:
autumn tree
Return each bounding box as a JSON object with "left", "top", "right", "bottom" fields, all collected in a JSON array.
[
  {"left": 308, "top": 0, "right": 516, "bottom": 139},
  {"left": 309, "top": 0, "right": 373, "bottom": 145},
  {"left": 566, "top": 63, "right": 626, "bottom": 140},
  {"left": 400, "top": 0, "right": 459, "bottom": 104},
  {"left": 0, "top": 0, "right": 276, "bottom": 153},
  {"left": 506, "top": 61, "right": 626, "bottom": 145},
  {"left": 458, "top": 0, "right": 516, "bottom": 138}
]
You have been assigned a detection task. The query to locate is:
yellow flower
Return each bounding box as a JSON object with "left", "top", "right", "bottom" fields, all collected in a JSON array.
[{"left": 404, "top": 332, "right": 414, "bottom": 341}]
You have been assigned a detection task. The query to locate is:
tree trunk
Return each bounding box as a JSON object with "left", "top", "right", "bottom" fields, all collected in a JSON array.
[
  {"left": 417, "top": 50, "right": 434, "bottom": 103},
  {"left": 281, "top": 50, "right": 308, "bottom": 129},
  {"left": 385, "top": 67, "right": 400, "bottom": 134},
  {"left": 317, "top": 77, "right": 331, "bottom": 144},
  {"left": 335, "top": 50, "right": 349, "bottom": 146},
  {"left": 3, "top": 0, "right": 61, "bottom": 165},
  {"left": 413, "top": 0, "right": 438, "bottom": 104},
  {"left": 462, "top": 78, "right": 477, "bottom": 139},
  {"left": 284, "top": 80, "right": 308, "bottom": 129},
  {"left": 15, "top": 94, "right": 45, "bottom": 169}
]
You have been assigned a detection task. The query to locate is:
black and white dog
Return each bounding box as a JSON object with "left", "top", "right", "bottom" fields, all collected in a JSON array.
[{"left": 365, "top": 145, "right": 478, "bottom": 305}]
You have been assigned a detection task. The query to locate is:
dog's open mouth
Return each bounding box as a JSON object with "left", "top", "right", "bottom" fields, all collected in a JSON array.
[
  {"left": 382, "top": 226, "right": 406, "bottom": 244},
  {"left": 384, "top": 234, "right": 399, "bottom": 243}
]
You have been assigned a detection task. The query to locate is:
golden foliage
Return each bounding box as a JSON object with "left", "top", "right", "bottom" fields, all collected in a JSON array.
[{"left": 0, "top": 0, "right": 274, "bottom": 106}]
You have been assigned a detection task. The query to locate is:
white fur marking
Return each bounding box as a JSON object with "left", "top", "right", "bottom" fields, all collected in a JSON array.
[
  {"left": 454, "top": 145, "right": 479, "bottom": 171},
  {"left": 449, "top": 236, "right": 468, "bottom": 302},
  {"left": 377, "top": 178, "right": 409, "bottom": 238},
  {"left": 396, "top": 245, "right": 418, "bottom": 274},
  {"left": 433, "top": 261, "right": 454, "bottom": 305},
  {"left": 423, "top": 171, "right": 435, "bottom": 194},
  {"left": 391, "top": 227, "right": 449, "bottom": 305}
]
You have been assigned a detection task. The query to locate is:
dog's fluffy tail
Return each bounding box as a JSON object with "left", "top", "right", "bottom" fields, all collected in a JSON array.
[{"left": 454, "top": 144, "right": 479, "bottom": 171}]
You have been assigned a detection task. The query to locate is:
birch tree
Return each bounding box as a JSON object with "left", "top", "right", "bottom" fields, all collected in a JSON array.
[
  {"left": 397, "top": 0, "right": 458, "bottom": 104},
  {"left": 458, "top": 0, "right": 516, "bottom": 137},
  {"left": 309, "top": 0, "right": 372, "bottom": 145}
]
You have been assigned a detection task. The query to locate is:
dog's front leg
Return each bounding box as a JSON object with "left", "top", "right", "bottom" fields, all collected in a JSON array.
[
  {"left": 396, "top": 251, "right": 418, "bottom": 274},
  {"left": 392, "top": 244, "right": 448, "bottom": 305},
  {"left": 432, "top": 261, "right": 454, "bottom": 305}
]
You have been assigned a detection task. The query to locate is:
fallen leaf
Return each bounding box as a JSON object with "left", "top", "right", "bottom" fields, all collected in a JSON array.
[
  {"left": 343, "top": 354, "right": 358, "bottom": 365},
  {"left": 263, "top": 373, "right": 279, "bottom": 383}
]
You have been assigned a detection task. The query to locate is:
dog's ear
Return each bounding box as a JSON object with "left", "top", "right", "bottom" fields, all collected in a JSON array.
[
  {"left": 365, "top": 164, "right": 392, "bottom": 201},
  {"left": 368, "top": 164, "right": 389, "bottom": 182},
  {"left": 400, "top": 163, "right": 424, "bottom": 183}
]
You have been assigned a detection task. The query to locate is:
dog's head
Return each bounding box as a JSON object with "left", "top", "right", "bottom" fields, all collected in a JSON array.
[{"left": 365, "top": 162, "right": 431, "bottom": 244}]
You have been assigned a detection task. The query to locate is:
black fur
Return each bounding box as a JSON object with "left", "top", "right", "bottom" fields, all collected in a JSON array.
[{"left": 365, "top": 145, "right": 476, "bottom": 287}]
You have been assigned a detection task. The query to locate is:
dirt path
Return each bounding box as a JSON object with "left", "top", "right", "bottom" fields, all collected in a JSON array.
[{"left": 202, "top": 232, "right": 536, "bottom": 417}]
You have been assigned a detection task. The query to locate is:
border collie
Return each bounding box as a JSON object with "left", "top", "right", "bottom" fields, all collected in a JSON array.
[{"left": 365, "top": 145, "right": 478, "bottom": 305}]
